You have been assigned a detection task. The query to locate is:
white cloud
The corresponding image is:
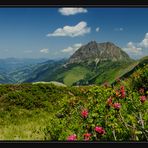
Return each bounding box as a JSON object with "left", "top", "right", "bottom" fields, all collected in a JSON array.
[
  {"left": 58, "top": 8, "right": 87, "bottom": 16},
  {"left": 47, "top": 21, "right": 91, "bottom": 37},
  {"left": 139, "top": 32, "right": 148, "bottom": 48},
  {"left": 123, "top": 32, "right": 148, "bottom": 59},
  {"left": 62, "top": 46, "right": 73, "bottom": 53},
  {"left": 73, "top": 43, "right": 83, "bottom": 48},
  {"left": 114, "top": 27, "right": 124, "bottom": 31},
  {"left": 96, "top": 27, "right": 100, "bottom": 32},
  {"left": 62, "top": 43, "right": 82, "bottom": 54},
  {"left": 40, "top": 48, "right": 49, "bottom": 53},
  {"left": 123, "top": 42, "right": 142, "bottom": 54}
]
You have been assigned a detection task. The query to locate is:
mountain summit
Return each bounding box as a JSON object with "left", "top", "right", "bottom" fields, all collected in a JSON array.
[{"left": 66, "top": 41, "right": 132, "bottom": 65}]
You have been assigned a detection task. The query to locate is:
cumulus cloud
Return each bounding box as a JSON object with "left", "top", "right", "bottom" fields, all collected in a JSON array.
[
  {"left": 58, "top": 8, "right": 87, "bottom": 16},
  {"left": 40, "top": 48, "right": 49, "bottom": 53},
  {"left": 123, "top": 42, "right": 142, "bottom": 54},
  {"left": 96, "top": 27, "right": 100, "bottom": 32},
  {"left": 139, "top": 32, "right": 148, "bottom": 48},
  {"left": 123, "top": 32, "right": 148, "bottom": 57},
  {"left": 62, "top": 43, "right": 82, "bottom": 54},
  {"left": 47, "top": 21, "right": 91, "bottom": 37}
]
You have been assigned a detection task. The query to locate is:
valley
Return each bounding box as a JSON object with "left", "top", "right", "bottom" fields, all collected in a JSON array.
[{"left": 0, "top": 41, "right": 141, "bottom": 86}]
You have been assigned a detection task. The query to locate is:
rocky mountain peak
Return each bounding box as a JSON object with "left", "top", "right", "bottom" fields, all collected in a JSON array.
[{"left": 66, "top": 41, "right": 132, "bottom": 65}]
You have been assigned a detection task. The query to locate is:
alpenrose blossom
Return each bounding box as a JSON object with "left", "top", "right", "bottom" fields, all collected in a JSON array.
[
  {"left": 81, "top": 109, "right": 88, "bottom": 118},
  {"left": 120, "top": 90, "right": 126, "bottom": 98},
  {"left": 113, "top": 102, "right": 121, "bottom": 110},
  {"left": 140, "top": 96, "right": 146, "bottom": 103},
  {"left": 67, "top": 134, "right": 77, "bottom": 141},
  {"left": 95, "top": 126, "right": 105, "bottom": 135},
  {"left": 120, "top": 85, "right": 125, "bottom": 90},
  {"left": 83, "top": 133, "right": 91, "bottom": 141},
  {"left": 120, "top": 86, "right": 126, "bottom": 98}
]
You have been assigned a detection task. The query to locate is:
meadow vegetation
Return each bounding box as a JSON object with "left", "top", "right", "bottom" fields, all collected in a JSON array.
[{"left": 0, "top": 64, "right": 147, "bottom": 141}]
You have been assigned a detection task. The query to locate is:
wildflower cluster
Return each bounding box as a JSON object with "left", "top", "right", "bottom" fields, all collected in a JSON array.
[{"left": 66, "top": 83, "right": 147, "bottom": 141}]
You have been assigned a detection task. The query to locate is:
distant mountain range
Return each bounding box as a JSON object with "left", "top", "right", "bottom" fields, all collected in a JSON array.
[
  {"left": 0, "top": 41, "right": 147, "bottom": 86},
  {"left": 0, "top": 58, "right": 49, "bottom": 83},
  {"left": 0, "top": 58, "right": 48, "bottom": 72}
]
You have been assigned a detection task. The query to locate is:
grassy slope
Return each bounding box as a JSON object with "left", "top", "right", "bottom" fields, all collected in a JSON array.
[
  {"left": 0, "top": 83, "right": 88, "bottom": 140},
  {"left": 110, "top": 56, "right": 148, "bottom": 86},
  {"left": 0, "top": 109, "right": 51, "bottom": 140},
  {"left": 87, "top": 60, "right": 135, "bottom": 85},
  {"left": 63, "top": 66, "right": 89, "bottom": 86},
  {"left": 119, "top": 56, "right": 148, "bottom": 80},
  {"left": 49, "top": 60, "right": 135, "bottom": 86}
]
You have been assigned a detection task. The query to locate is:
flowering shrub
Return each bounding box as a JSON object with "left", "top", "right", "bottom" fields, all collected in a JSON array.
[
  {"left": 67, "top": 134, "right": 77, "bottom": 141},
  {"left": 83, "top": 133, "right": 91, "bottom": 141},
  {"left": 95, "top": 126, "right": 105, "bottom": 135},
  {"left": 113, "top": 103, "right": 121, "bottom": 110},
  {"left": 127, "top": 64, "right": 148, "bottom": 91},
  {"left": 37, "top": 68, "right": 147, "bottom": 141},
  {"left": 140, "top": 96, "right": 147, "bottom": 103},
  {"left": 81, "top": 109, "right": 89, "bottom": 118},
  {"left": 61, "top": 65, "right": 148, "bottom": 141}
]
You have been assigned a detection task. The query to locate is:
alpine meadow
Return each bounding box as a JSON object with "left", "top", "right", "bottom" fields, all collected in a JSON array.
[{"left": 0, "top": 8, "right": 147, "bottom": 141}]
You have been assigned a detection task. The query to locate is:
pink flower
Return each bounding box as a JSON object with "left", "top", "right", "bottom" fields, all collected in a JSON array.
[
  {"left": 113, "top": 103, "right": 121, "bottom": 110},
  {"left": 83, "top": 133, "right": 91, "bottom": 141},
  {"left": 140, "top": 96, "right": 146, "bottom": 103},
  {"left": 95, "top": 126, "right": 105, "bottom": 135},
  {"left": 67, "top": 134, "right": 77, "bottom": 141},
  {"left": 81, "top": 109, "right": 88, "bottom": 118},
  {"left": 121, "top": 91, "right": 126, "bottom": 98},
  {"left": 120, "top": 85, "right": 125, "bottom": 90},
  {"left": 119, "top": 86, "right": 126, "bottom": 98}
]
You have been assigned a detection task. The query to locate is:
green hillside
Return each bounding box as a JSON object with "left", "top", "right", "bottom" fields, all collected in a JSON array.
[
  {"left": 87, "top": 60, "right": 135, "bottom": 85},
  {"left": 48, "top": 60, "right": 135, "bottom": 86},
  {"left": 0, "top": 59, "right": 147, "bottom": 141},
  {"left": 63, "top": 66, "right": 89, "bottom": 86},
  {"left": 111, "top": 56, "right": 148, "bottom": 86}
]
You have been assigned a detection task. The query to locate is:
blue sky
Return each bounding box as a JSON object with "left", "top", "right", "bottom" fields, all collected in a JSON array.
[{"left": 0, "top": 7, "right": 148, "bottom": 59}]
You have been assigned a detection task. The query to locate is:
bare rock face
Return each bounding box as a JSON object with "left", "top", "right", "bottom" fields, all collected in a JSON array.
[{"left": 66, "top": 41, "right": 131, "bottom": 65}]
